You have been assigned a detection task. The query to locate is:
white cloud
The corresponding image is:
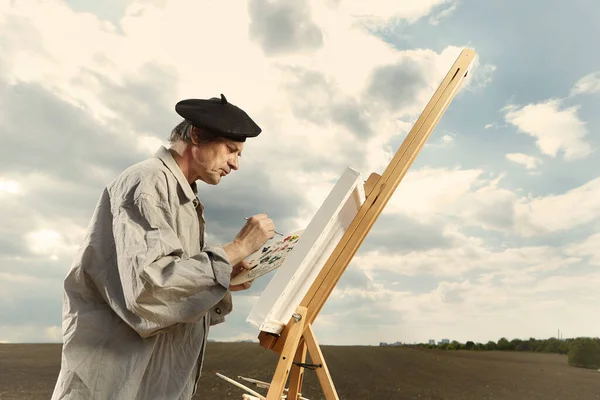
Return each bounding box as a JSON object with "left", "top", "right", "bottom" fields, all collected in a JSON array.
[
  {"left": 0, "top": 324, "right": 63, "bottom": 343},
  {"left": 504, "top": 99, "right": 592, "bottom": 160},
  {"left": 45, "top": 325, "right": 62, "bottom": 341},
  {"left": 136, "top": 135, "right": 169, "bottom": 155},
  {"left": 564, "top": 232, "right": 600, "bottom": 265},
  {"left": 429, "top": 2, "right": 458, "bottom": 25},
  {"left": 0, "top": 177, "right": 20, "bottom": 194},
  {"left": 463, "top": 60, "right": 496, "bottom": 92},
  {"left": 513, "top": 176, "right": 600, "bottom": 236},
  {"left": 327, "top": 229, "right": 600, "bottom": 345},
  {"left": 505, "top": 152, "right": 542, "bottom": 170},
  {"left": 1, "top": 0, "right": 468, "bottom": 182},
  {"left": 353, "top": 230, "right": 579, "bottom": 277},
  {"left": 24, "top": 229, "right": 74, "bottom": 259},
  {"left": 0, "top": 272, "right": 44, "bottom": 286},
  {"left": 332, "top": 0, "right": 454, "bottom": 23},
  {"left": 570, "top": 71, "right": 600, "bottom": 96},
  {"left": 386, "top": 166, "right": 600, "bottom": 237},
  {"left": 387, "top": 167, "right": 485, "bottom": 220},
  {"left": 210, "top": 332, "right": 258, "bottom": 343},
  {"left": 455, "top": 173, "right": 600, "bottom": 237},
  {"left": 318, "top": 261, "right": 600, "bottom": 344},
  {"left": 441, "top": 134, "right": 453, "bottom": 143}
]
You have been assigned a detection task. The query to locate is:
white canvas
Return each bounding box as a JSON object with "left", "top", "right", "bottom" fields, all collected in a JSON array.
[{"left": 246, "top": 166, "right": 366, "bottom": 334}]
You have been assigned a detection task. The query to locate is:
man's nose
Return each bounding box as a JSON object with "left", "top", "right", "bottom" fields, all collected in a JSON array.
[{"left": 229, "top": 157, "right": 239, "bottom": 170}]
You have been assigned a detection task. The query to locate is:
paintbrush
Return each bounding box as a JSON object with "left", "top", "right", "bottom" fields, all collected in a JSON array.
[
  {"left": 244, "top": 217, "right": 284, "bottom": 236},
  {"left": 210, "top": 370, "right": 266, "bottom": 399}
]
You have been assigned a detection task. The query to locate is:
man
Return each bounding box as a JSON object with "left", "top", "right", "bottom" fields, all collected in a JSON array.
[{"left": 51, "top": 94, "right": 275, "bottom": 399}]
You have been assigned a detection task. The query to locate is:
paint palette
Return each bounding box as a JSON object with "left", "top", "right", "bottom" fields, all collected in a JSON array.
[{"left": 230, "top": 230, "right": 304, "bottom": 285}]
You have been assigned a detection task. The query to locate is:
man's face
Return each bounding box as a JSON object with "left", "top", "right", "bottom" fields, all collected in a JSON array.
[{"left": 191, "top": 132, "right": 244, "bottom": 185}]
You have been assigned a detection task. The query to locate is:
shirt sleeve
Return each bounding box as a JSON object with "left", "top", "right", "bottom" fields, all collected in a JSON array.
[{"left": 111, "top": 192, "right": 233, "bottom": 337}]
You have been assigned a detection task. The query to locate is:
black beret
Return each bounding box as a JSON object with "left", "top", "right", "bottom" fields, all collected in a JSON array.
[{"left": 175, "top": 94, "right": 262, "bottom": 142}]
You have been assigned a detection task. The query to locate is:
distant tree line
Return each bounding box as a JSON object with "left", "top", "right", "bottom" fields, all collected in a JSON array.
[{"left": 414, "top": 337, "right": 600, "bottom": 370}]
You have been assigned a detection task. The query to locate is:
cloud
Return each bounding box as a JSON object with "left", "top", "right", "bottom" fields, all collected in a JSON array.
[
  {"left": 0, "top": 272, "right": 63, "bottom": 342},
  {"left": 428, "top": 2, "right": 458, "bottom": 25},
  {"left": 0, "top": 178, "right": 20, "bottom": 194},
  {"left": 280, "top": 66, "right": 372, "bottom": 138},
  {"left": 0, "top": 79, "right": 151, "bottom": 181},
  {"left": 387, "top": 167, "right": 600, "bottom": 237},
  {"left": 0, "top": 324, "right": 63, "bottom": 343},
  {"left": 82, "top": 61, "right": 180, "bottom": 135},
  {"left": 361, "top": 212, "right": 455, "bottom": 253},
  {"left": 316, "top": 255, "right": 598, "bottom": 344},
  {"left": 464, "top": 61, "right": 496, "bottom": 92},
  {"left": 200, "top": 168, "right": 310, "bottom": 244},
  {"left": 564, "top": 232, "right": 600, "bottom": 266},
  {"left": 325, "top": 229, "right": 600, "bottom": 344},
  {"left": 248, "top": 0, "right": 323, "bottom": 56},
  {"left": 505, "top": 153, "right": 542, "bottom": 170},
  {"left": 334, "top": 0, "right": 455, "bottom": 23},
  {"left": 457, "top": 173, "right": 600, "bottom": 237},
  {"left": 513, "top": 176, "right": 600, "bottom": 237},
  {"left": 386, "top": 167, "right": 486, "bottom": 220},
  {"left": 570, "top": 71, "right": 600, "bottom": 96},
  {"left": 367, "top": 58, "right": 429, "bottom": 112},
  {"left": 441, "top": 134, "right": 454, "bottom": 143},
  {"left": 504, "top": 99, "right": 592, "bottom": 160},
  {"left": 354, "top": 228, "right": 580, "bottom": 277}
]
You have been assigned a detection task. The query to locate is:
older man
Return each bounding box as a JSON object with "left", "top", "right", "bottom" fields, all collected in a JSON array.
[{"left": 51, "top": 94, "right": 275, "bottom": 400}]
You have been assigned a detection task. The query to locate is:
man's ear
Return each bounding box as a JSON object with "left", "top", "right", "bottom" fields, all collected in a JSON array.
[{"left": 190, "top": 126, "right": 199, "bottom": 145}]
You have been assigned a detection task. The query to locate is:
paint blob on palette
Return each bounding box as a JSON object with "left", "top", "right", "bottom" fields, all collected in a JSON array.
[{"left": 230, "top": 230, "right": 304, "bottom": 285}]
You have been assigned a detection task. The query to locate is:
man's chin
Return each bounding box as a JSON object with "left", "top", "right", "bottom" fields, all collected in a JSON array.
[
  {"left": 198, "top": 175, "right": 221, "bottom": 185},
  {"left": 210, "top": 175, "right": 223, "bottom": 185}
]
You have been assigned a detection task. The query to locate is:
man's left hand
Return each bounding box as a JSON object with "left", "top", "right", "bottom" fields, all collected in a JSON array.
[{"left": 229, "top": 260, "right": 254, "bottom": 292}]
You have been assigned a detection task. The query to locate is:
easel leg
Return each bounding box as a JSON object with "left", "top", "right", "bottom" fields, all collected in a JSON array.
[
  {"left": 304, "top": 324, "right": 339, "bottom": 400},
  {"left": 266, "top": 307, "right": 307, "bottom": 400},
  {"left": 287, "top": 339, "right": 307, "bottom": 400}
]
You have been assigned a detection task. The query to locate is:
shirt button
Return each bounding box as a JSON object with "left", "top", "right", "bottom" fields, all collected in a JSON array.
[
  {"left": 215, "top": 308, "right": 221, "bottom": 315},
  {"left": 192, "top": 199, "right": 199, "bottom": 208}
]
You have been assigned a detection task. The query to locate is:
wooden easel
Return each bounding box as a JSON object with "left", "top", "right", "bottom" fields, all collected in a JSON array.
[{"left": 258, "top": 48, "right": 477, "bottom": 400}]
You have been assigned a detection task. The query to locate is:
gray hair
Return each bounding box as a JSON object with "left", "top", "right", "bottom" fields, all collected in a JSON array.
[
  {"left": 168, "top": 120, "right": 194, "bottom": 144},
  {"left": 168, "top": 119, "right": 219, "bottom": 144}
]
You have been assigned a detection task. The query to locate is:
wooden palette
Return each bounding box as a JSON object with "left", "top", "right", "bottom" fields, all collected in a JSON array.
[{"left": 230, "top": 230, "right": 305, "bottom": 285}]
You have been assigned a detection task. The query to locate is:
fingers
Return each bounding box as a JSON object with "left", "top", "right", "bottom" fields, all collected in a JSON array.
[
  {"left": 229, "top": 280, "right": 253, "bottom": 292},
  {"left": 247, "top": 214, "right": 274, "bottom": 228},
  {"left": 246, "top": 215, "right": 275, "bottom": 238},
  {"left": 231, "top": 261, "right": 251, "bottom": 279},
  {"left": 238, "top": 213, "right": 278, "bottom": 255},
  {"left": 246, "top": 214, "right": 267, "bottom": 222}
]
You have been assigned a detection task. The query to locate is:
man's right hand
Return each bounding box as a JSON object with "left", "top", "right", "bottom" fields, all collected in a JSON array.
[
  {"left": 234, "top": 214, "right": 275, "bottom": 256},
  {"left": 223, "top": 214, "right": 275, "bottom": 267}
]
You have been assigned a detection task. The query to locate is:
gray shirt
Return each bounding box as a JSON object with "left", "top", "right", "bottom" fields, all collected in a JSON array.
[{"left": 51, "top": 146, "right": 234, "bottom": 400}]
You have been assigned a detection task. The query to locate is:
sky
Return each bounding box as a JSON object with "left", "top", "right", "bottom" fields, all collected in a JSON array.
[{"left": 0, "top": 0, "right": 599, "bottom": 346}]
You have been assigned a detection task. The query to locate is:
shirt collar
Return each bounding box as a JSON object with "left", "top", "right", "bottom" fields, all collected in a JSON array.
[{"left": 155, "top": 146, "right": 198, "bottom": 203}]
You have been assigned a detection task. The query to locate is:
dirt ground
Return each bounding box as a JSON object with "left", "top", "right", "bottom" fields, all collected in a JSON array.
[{"left": 1, "top": 342, "right": 599, "bottom": 399}]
